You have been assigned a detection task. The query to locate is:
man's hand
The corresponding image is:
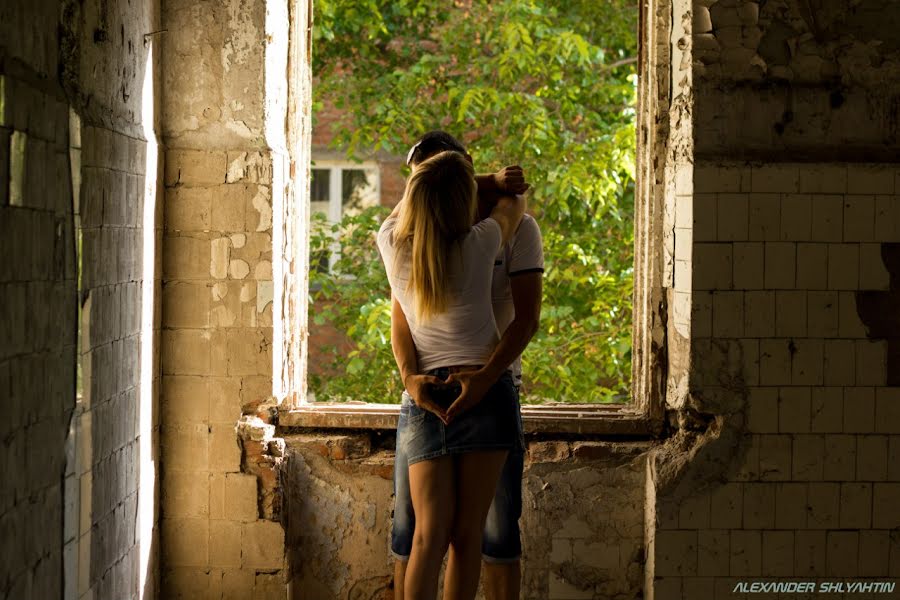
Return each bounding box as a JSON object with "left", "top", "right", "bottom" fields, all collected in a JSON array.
[
  {"left": 404, "top": 374, "right": 450, "bottom": 424},
  {"left": 443, "top": 369, "right": 498, "bottom": 422},
  {"left": 492, "top": 166, "right": 529, "bottom": 195}
]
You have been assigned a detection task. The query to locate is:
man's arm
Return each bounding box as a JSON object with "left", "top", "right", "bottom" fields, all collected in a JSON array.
[
  {"left": 390, "top": 294, "right": 449, "bottom": 423},
  {"left": 445, "top": 272, "right": 542, "bottom": 421}
]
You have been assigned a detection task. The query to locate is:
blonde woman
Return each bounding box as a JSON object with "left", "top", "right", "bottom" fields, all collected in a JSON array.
[{"left": 376, "top": 150, "right": 525, "bottom": 600}]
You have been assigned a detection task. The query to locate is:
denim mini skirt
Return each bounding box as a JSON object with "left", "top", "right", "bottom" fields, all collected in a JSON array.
[{"left": 399, "top": 369, "right": 525, "bottom": 465}]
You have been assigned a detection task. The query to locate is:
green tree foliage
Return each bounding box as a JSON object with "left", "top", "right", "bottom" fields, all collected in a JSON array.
[{"left": 310, "top": 0, "right": 637, "bottom": 403}]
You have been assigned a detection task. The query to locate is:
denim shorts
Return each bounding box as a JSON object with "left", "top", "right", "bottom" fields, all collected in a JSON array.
[
  {"left": 390, "top": 373, "right": 525, "bottom": 562},
  {"left": 401, "top": 369, "right": 523, "bottom": 464}
]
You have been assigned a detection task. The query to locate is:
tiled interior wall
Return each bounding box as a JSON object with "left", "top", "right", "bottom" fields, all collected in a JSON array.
[
  {"left": 652, "top": 162, "right": 900, "bottom": 599},
  {"left": 0, "top": 74, "right": 77, "bottom": 600},
  {"left": 71, "top": 121, "right": 162, "bottom": 600},
  {"left": 2, "top": 0, "right": 163, "bottom": 596}
]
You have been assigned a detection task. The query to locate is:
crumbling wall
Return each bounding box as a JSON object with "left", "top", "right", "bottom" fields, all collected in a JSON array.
[
  {"left": 281, "top": 434, "right": 650, "bottom": 600},
  {"left": 647, "top": 1, "right": 900, "bottom": 597},
  {"left": 158, "top": 0, "right": 291, "bottom": 594}
]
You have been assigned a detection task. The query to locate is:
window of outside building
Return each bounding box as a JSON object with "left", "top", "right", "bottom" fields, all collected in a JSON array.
[{"left": 309, "top": 160, "right": 380, "bottom": 274}]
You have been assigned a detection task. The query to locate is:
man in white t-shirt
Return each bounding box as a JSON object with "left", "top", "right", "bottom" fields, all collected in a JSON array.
[{"left": 389, "top": 131, "right": 544, "bottom": 600}]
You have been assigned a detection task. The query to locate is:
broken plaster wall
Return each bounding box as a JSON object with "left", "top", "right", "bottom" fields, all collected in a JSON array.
[
  {"left": 648, "top": 2, "right": 900, "bottom": 599},
  {"left": 282, "top": 434, "right": 650, "bottom": 600},
  {"left": 3, "top": 0, "right": 163, "bottom": 595},
  {"left": 158, "top": 0, "right": 291, "bottom": 594}
]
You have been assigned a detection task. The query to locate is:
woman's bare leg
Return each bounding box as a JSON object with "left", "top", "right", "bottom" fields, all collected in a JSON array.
[
  {"left": 443, "top": 450, "right": 509, "bottom": 600},
  {"left": 406, "top": 455, "right": 455, "bottom": 600}
]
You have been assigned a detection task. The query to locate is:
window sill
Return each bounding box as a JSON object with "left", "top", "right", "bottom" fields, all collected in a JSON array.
[{"left": 277, "top": 402, "right": 663, "bottom": 436}]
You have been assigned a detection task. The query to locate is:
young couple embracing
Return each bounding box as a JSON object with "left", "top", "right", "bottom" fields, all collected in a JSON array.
[{"left": 376, "top": 131, "right": 544, "bottom": 600}]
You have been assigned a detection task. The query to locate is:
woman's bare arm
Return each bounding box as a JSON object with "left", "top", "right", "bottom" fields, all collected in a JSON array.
[{"left": 489, "top": 194, "right": 526, "bottom": 244}]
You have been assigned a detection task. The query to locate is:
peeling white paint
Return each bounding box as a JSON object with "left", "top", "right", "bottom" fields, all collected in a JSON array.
[
  {"left": 230, "top": 259, "right": 250, "bottom": 279},
  {"left": 252, "top": 187, "right": 273, "bottom": 231},
  {"left": 255, "top": 260, "right": 272, "bottom": 280},
  {"left": 210, "top": 305, "right": 236, "bottom": 327},
  {"left": 212, "top": 282, "right": 229, "bottom": 300},
  {"left": 240, "top": 282, "right": 256, "bottom": 303},
  {"left": 257, "top": 280, "right": 273, "bottom": 314}
]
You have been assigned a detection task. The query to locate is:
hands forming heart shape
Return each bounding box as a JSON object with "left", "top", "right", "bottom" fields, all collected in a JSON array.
[{"left": 404, "top": 370, "right": 497, "bottom": 426}]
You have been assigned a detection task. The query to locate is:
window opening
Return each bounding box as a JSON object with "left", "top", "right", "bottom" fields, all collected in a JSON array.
[{"left": 285, "top": 0, "right": 665, "bottom": 416}]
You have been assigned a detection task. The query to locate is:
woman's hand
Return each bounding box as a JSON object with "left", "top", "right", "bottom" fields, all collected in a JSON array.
[
  {"left": 405, "top": 374, "right": 450, "bottom": 424},
  {"left": 443, "top": 369, "right": 497, "bottom": 423}
]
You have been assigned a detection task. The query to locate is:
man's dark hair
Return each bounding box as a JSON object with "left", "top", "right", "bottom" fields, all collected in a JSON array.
[{"left": 406, "top": 130, "right": 466, "bottom": 166}]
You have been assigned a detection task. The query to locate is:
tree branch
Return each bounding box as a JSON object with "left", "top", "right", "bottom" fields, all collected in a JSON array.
[{"left": 604, "top": 56, "right": 638, "bottom": 70}]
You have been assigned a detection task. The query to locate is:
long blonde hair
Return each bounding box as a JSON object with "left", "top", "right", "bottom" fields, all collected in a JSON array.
[{"left": 392, "top": 151, "right": 477, "bottom": 323}]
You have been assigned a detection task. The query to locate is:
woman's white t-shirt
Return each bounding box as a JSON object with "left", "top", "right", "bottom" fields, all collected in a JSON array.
[{"left": 376, "top": 215, "right": 503, "bottom": 372}]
